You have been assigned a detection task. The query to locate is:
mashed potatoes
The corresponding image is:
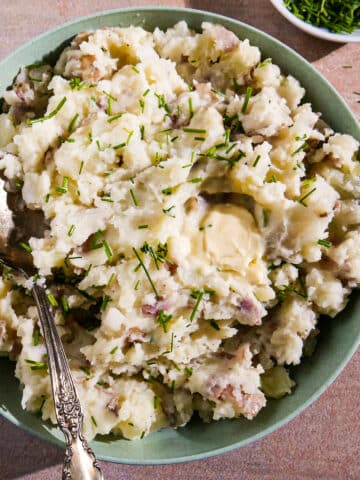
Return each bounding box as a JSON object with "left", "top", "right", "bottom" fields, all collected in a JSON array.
[{"left": 0, "top": 22, "right": 359, "bottom": 440}]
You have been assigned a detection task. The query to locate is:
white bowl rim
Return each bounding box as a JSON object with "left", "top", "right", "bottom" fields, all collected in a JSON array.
[{"left": 270, "top": 0, "right": 360, "bottom": 43}]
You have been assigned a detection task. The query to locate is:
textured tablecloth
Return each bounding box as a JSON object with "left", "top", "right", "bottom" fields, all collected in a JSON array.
[{"left": 0, "top": 1, "right": 359, "bottom": 479}]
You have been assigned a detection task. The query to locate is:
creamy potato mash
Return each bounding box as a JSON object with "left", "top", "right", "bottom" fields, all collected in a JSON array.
[{"left": 0, "top": 22, "right": 359, "bottom": 440}]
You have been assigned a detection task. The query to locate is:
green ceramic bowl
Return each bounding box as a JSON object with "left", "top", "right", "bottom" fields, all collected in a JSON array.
[{"left": 0, "top": 7, "right": 359, "bottom": 465}]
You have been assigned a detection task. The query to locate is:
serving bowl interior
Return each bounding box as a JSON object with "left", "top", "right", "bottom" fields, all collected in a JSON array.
[{"left": 0, "top": 7, "right": 359, "bottom": 465}]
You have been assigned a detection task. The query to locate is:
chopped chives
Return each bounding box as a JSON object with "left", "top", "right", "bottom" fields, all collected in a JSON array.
[
  {"left": 138, "top": 224, "right": 149, "bottom": 229},
  {"left": 102, "top": 91, "right": 117, "bottom": 115},
  {"left": 292, "top": 141, "right": 308, "bottom": 156},
  {"left": 91, "top": 416, "right": 98, "bottom": 427},
  {"left": 78, "top": 161, "right": 84, "bottom": 174},
  {"left": 112, "top": 142, "right": 126, "bottom": 150},
  {"left": 318, "top": 239, "right": 332, "bottom": 248},
  {"left": 214, "top": 142, "right": 226, "bottom": 150},
  {"left": 101, "top": 295, "right": 112, "bottom": 312},
  {"left": 153, "top": 396, "right": 158, "bottom": 409},
  {"left": 277, "top": 283, "right": 307, "bottom": 301},
  {"left": 110, "top": 346, "right": 119, "bottom": 354},
  {"left": 132, "top": 248, "right": 159, "bottom": 299},
  {"left": 293, "top": 161, "right": 303, "bottom": 171},
  {"left": 262, "top": 209, "right": 269, "bottom": 227},
  {"left": 97, "top": 381, "right": 110, "bottom": 388},
  {"left": 130, "top": 189, "right": 138, "bottom": 206},
  {"left": 207, "top": 146, "right": 217, "bottom": 156},
  {"left": 155, "top": 93, "right": 170, "bottom": 113},
  {"left": 188, "top": 98, "right": 194, "bottom": 118},
  {"left": 55, "top": 176, "right": 69, "bottom": 194},
  {"left": 107, "top": 113, "right": 123, "bottom": 123},
  {"left": 188, "top": 177, "right": 202, "bottom": 183},
  {"left": 33, "top": 328, "right": 40, "bottom": 346},
  {"left": 26, "top": 97, "right": 67, "bottom": 125},
  {"left": 90, "top": 230, "right": 104, "bottom": 250},
  {"left": 139, "top": 98, "right": 145, "bottom": 113},
  {"left": 134, "top": 280, "right": 140, "bottom": 290},
  {"left": 268, "top": 261, "right": 286, "bottom": 271},
  {"left": 267, "top": 174, "right": 278, "bottom": 183},
  {"left": 241, "top": 87, "right": 253, "bottom": 114},
  {"left": 140, "top": 124, "right": 145, "bottom": 140},
  {"left": 77, "top": 288, "right": 95, "bottom": 301},
  {"left": 103, "top": 240, "right": 113, "bottom": 261},
  {"left": 298, "top": 188, "right": 316, "bottom": 206},
  {"left": 224, "top": 129, "right": 231, "bottom": 145},
  {"left": 156, "top": 310, "right": 172, "bottom": 333},
  {"left": 131, "top": 65, "right": 140, "bottom": 74},
  {"left": 67, "top": 113, "right": 79, "bottom": 132},
  {"left": 194, "top": 136, "right": 205, "bottom": 141},
  {"left": 143, "top": 88, "right": 150, "bottom": 97},
  {"left": 61, "top": 295, "right": 69, "bottom": 314},
  {"left": 302, "top": 177, "right": 316, "bottom": 188},
  {"left": 66, "top": 255, "right": 82, "bottom": 262},
  {"left": 19, "top": 241, "right": 32, "bottom": 253},
  {"left": 161, "top": 187, "right": 173, "bottom": 195},
  {"left": 285, "top": 0, "right": 360, "bottom": 35},
  {"left": 47, "top": 293, "right": 58, "bottom": 307},
  {"left": 25, "top": 359, "right": 47, "bottom": 371},
  {"left": 126, "top": 130, "right": 134, "bottom": 145},
  {"left": 253, "top": 155, "right": 261, "bottom": 167},
  {"left": 162, "top": 205, "right": 175, "bottom": 217},
  {"left": 140, "top": 242, "right": 160, "bottom": 270},
  {"left": 258, "top": 58, "right": 272, "bottom": 68},
  {"left": 67, "top": 224, "right": 75, "bottom": 237},
  {"left": 107, "top": 272, "right": 115, "bottom": 286},
  {"left": 69, "top": 77, "right": 86, "bottom": 90},
  {"left": 190, "top": 291, "right": 204, "bottom": 322},
  {"left": 183, "top": 127, "right": 206, "bottom": 134}
]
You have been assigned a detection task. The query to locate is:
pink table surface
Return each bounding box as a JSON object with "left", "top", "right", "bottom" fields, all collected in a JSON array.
[{"left": 0, "top": 1, "right": 359, "bottom": 479}]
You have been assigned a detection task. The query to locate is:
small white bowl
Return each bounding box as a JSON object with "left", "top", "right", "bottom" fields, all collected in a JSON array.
[{"left": 270, "top": 0, "right": 360, "bottom": 43}]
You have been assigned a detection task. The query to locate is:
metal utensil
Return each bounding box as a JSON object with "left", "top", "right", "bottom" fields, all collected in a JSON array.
[{"left": 0, "top": 177, "right": 103, "bottom": 480}]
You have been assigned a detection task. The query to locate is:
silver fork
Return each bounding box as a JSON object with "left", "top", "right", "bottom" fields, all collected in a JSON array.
[{"left": 0, "top": 178, "right": 103, "bottom": 480}]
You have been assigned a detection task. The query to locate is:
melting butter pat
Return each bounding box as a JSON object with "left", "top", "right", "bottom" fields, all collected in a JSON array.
[{"left": 203, "top": 204, "right": 265, "bottom": 281}]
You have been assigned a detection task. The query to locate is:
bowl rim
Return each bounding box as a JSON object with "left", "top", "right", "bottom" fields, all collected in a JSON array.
[
  {"left": 269, "top": 0, "right": 360, "bottom": 43},
  {"left": 0, "top": 5, "right": 359, "bottom": 465}
]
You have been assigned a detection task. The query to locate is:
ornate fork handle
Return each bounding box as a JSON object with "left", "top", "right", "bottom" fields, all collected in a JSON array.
[{"left": 32, "top": 285, "right": 103, "bottom": 480}]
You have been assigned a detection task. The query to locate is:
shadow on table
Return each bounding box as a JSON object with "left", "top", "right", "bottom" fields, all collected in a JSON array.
[
  {"left": 186, "top": 0, "right": 341, "bottom": 62},
  {"left": 0, "top": 416, "right": 63, "bottom": 479},
  {"left": 0, "top": 358, "right": 62, "bottom": 478}
]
